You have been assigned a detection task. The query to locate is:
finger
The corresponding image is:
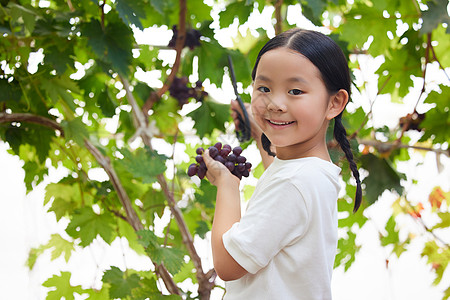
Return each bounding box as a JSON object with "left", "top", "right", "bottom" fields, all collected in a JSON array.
[{"left": 202, "top": 149, "right": 217, "bottom": 170}]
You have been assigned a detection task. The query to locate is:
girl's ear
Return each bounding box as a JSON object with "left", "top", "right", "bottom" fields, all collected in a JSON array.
[{"left": 326, "top": 89, "right": 349, "bottom": 120}]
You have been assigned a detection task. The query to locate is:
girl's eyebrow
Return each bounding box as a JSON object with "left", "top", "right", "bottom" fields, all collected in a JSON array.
[{"left": 255, "top": 75, "right": 308, "bottom": 84}]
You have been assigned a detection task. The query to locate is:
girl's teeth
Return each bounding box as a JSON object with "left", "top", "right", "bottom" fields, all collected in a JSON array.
[{"left": 269, "top": 120, "right": 294, "bottom": 125}]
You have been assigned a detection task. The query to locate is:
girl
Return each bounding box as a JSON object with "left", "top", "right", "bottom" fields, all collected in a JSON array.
[{"left": 202, "top": 28, "right": 362, "bottom": 300}]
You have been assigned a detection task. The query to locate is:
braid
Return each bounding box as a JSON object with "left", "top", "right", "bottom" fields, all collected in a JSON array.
[
  {"left": 334, "top": 116, "right": 362, "bottom": 212},
  {"left": 261, "top": 133, "right": 276, "bottom": 157}
]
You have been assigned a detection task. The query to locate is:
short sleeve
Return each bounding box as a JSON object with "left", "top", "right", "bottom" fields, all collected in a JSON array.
[{"left": 222, "top": 180, "right": 309, "bottom": 274}]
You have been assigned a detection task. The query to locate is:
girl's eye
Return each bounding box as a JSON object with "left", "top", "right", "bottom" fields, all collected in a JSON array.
[
  {"left": 257, "top": 86, "right": 270, "bottom": 93},
  {"left": 288, "top": 89, "right": 303, "bottom": 95}
]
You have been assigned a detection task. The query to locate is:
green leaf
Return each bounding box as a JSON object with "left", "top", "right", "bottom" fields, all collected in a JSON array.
[
  {"left": 197, "top": 40, "right": 228, "bottom": 86},
  {"left": 44, "top": 44, "right": 75, "bottom": 75},
  {"left": 334, "top": 230, "right": 358, "bottom": 271},
  {"left": 44, "top": 234, "right": 75, "bottom": 263},
  {"left": 421, "top": 0, "right": 450, "bottom": 34},
  {"left": 421, "top": 86, "right": 450, "bottom": 144},
  {"left": 116, "top": 0, "right": 146, "bottom": 30},
  {"left": 8, "top": 3, "right": 37, "bottom": 35},
  {"left": 300, "top": 0, "right": 326, "bottom": 26},
  {"left": 66, "top": 207, "right": 116, "bottom": 246},
  {"left": 43, "top": 272, "right": 83, "bottom": 300},
  {"left": 360, "top": 153, "right": 406, "bottom": 204},
  {"left": 118, "top": 147, "right": 167, "bottom": 184},
  {"left": 137, "top": 230, "right": 184, "bottom": 275},
  {"left": 194, "top": 180, "right": 217, "bottom": 209},
  {"left": 195, "top": 220, "right": 210, "bottom": 239},
  {"left": 61, "top": 118, "right": 89, "bottom": 145},
  {"left": 0, "top": 78, "right": 22, "bottom": 103},
  {"left": 81, "top": 17, "right": 134, "bottom": 75},
  {"left": 187, "top": 100, "right": 230, "bottom": 138},
  {"left": 219, "top": 1, "right": 253, "bottom": 28},
  {"left": 97, "top": 87, "right": 117, "bottom": 118},
  {"left": 102, "top": 266, "right": 141, "bottom": 299},
  {"left": 432, "top": 212, "right": 450, "bottom": 230}
]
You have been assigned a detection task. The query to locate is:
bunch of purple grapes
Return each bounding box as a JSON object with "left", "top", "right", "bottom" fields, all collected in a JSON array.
[
  {"left": 169, "top": 77, "right": 208, "bottom": 107},
  {"left": 168, "top": 25, "right": 202, "bottom": 50},
  {"left": 188, "top": 143, "right": 252, "bottom": 180}
]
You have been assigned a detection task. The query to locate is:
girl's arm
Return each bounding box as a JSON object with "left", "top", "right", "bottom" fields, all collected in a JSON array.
[
  {"left": 231, "top": 100, "right": 274, "bottom": 169},
  {"left": 203, "top": 149, "right": 248, "bottom": 281}
]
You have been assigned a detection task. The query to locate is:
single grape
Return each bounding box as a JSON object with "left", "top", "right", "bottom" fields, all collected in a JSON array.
[
  {"left": 237, "top": 163, "right": 246, "bottom": 172},
  {"left": 214, "top": 142, "right": 222, "bottom": 150},
  {"left": 245, "top": 162, "right": 252, "bottom": 170},
  {"left": 227, "top": 153, "right": 237, "bottom": 162},
  {"left": 236, "top": 155, "right": 246, "bottom": 163},
  {"left": 233, "top": 146, "right": 243, "bottom": 156},
  {"left": 220, "top": 148, "right": 231, "bottom": 157},
  {"left": 223, "top": 144, "right": 231, "bottom": 151},
  {"left": 198, "top": 167, "right": 207, "bottom": 179},
  {"left": 232, "top": 169, "right": 242, "bottom": 180},
  {"left": 196, "top": 147, "right": 204, "bottom": 155},
  {"left": 195, "top": 155, "right": 204, "bottom": 163},
  {"left": 208, "top": 146, "right": 219, "bottom": 158},
  {"left": 225, "top": 161, "right": 235, "bottom": 172},
  {"left": 187, "top": 163, "right": 198, "bottom": 177},
  {"left": 215, "top": 155, "right": 226, "bottom": 164},
  {"left": 242, "top": 169, "right": 250, "bottom": 177}
]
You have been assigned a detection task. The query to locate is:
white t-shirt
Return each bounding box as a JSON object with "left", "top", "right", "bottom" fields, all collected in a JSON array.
[{"left": 222, "top": 156, "right": 341, "bottom": 300}]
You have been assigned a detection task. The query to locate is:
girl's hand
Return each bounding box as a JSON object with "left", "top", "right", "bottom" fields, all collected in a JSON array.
[
  {"left": 203, "top": 149, "right": 239, "bottom": 187},
  {"left": 230, "top": 99, "right": 262, "bottom": 141}
]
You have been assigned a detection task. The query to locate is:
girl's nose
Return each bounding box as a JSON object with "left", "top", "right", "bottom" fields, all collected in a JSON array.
[{"left": 266, "top": 96, "right": 287, "bottom": 112}]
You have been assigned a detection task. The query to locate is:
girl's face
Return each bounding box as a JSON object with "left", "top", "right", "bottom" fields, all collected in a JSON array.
[{"left": 251, "top": 47, "right": 340, "bottom": 160}]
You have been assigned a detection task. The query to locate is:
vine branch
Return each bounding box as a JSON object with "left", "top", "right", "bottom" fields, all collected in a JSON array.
[
  {"left": 0, "top": 112, "right": 63, "bottom": 135},
  {"left": 142, "top": 0, "right": 187, "bottom": 116},
  {"left": 274, "top": 0, "right": 283, "bottom": 35},
  {"left": 357, "top": 138, "right": 449, "bottom": 157}
]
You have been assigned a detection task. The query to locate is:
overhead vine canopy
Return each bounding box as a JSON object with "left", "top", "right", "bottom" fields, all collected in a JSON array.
[{"left": 0, "top": 0, "right": 449, "bottom": 299}]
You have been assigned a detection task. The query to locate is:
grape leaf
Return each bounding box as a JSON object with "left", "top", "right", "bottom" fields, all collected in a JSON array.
[
  {"left": 43, "top": 272, "right": 84, "bottom": 300},
  {"left": 432, "top": 212, "right": 450, "bottom": 230},
  {"left": 360, "top": 153, "right": 406, "bottom": 205},
  {"left": 0, "top": 78, "right": 22, "bottom": 104},
  {"left": 197, "top": 40, "right": 228, "bottom": 86},
  {"left": 66, "top": 207, "right": 116, "bottom": 246},
  {"left": 44, "top": 44, "right": 75, "bottom": 75},
  {"left": 45, "top": 233, "right": 75, "bottom": 262},
  {"left": 116, "top": 0, "right": 146, "bottom": 30},
  {"left": 334, "top": 230, "right": 357, "bottom": 271},
  {"left": 420, "top": 0, "right": 450, "bottom": 34},
  {"left": 421, "top": 86, "right": 450, "bottom": 143},
  {"left": 102, "top": 266, "right": 141, "bottom": 298},
  {"left": 137, "top": 229, "right": 184, "bottom": 275},
  {"left": 61, "top": 118, "right": 89, "bottom": 146},
  {"left": 194, "top": 180, "right": 217, "bottom": 209},
  {"left": 118, "top": 147, "right": 167, "bottom": 184},
  {"left": 187, "top": 100, "right": 230, "bottom": 138},
  {"left": 8, "top": 3, "right": 37, "bottom": 35},
  {"left": 219, "top": 1, "right": 253, "bottom": 28}
]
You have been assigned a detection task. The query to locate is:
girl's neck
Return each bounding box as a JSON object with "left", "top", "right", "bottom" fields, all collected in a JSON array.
[{"left": 275, "top": 139, "right": 331, "bottom": 162}]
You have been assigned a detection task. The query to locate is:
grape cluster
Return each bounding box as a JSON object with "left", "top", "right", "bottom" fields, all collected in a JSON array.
[
  {"left": 188, "top": 143, "right": 252, "bottom": 180},
  {"left": 169, "top": 77, "right": 208, "bottom": 107},
  {"left": 168, "top": 25, "right": 202, "bottom": 50}
]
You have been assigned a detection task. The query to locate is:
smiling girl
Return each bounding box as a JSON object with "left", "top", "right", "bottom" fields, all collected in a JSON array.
[{"left": 202, "top": 28, "right": 362, "bottom": 300}]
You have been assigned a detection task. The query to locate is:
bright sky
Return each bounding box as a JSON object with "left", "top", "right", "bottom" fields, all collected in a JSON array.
[{"left": 1, "top": 2, "right": 450, "bottom": 299}]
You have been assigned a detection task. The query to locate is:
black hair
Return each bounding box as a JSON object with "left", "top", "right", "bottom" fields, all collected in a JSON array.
[{"left": 252, "top": 28, "right": 362, "bottom": 212}]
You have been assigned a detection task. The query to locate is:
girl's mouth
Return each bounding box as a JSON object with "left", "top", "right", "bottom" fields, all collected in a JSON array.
[{"left": 267, "top": 119, "right": 295, "bottom": 127}]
